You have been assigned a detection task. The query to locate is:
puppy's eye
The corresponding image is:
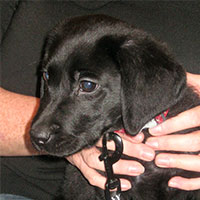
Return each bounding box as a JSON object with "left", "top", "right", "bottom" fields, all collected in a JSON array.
[
  {"left": 43, "top": 71, "right": 49, "bottom": 81},
  {"left": 80, "top": 80, "right": 97, "bottom": 93}
]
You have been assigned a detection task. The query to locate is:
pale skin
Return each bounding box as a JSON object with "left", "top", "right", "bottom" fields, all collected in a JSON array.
[
  {"left": 0, "top": 73, "right": 199, "bottom": 191},
  {"left": 146, "top": 73, "right": 200, "bottom": 191},
  {"left": 0, "top": 87, "right": 40, "bottom": 156}
]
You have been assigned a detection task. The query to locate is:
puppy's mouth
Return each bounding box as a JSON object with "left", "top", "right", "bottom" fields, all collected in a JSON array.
[
  {"left": 30, "top": 127, "right": 120, "bottom": 157},
  {"left": 30, "top": 118, "right": 125, "bottom": 157}
]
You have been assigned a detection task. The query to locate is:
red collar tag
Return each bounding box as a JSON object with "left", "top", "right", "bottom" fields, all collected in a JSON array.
[
  {"left": 154, "top": 109, "right": 169, "bottom": 124},
  {"left": 114, "top": 128, "right": 126, "bottom": 134}
]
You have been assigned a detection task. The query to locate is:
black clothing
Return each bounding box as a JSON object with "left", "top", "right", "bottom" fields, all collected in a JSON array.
[{"left": 1, "top": 1, "right": 200, "bottom": 199}]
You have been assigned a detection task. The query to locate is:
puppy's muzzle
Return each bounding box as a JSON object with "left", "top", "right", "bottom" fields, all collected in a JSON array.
[{"left": 30, "top": 124, "right": 60, "bottom": 151}]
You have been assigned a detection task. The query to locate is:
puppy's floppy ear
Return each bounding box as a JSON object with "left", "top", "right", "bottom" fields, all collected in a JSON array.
[{"left": 116, "top": 31, "right": 186, "bottom": 135}]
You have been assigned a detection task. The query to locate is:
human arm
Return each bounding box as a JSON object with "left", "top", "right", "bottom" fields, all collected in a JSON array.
[
  {"left": 0, "top": 87, "right": 40, "bottom": 155},
  {"left": 147, "top": 73, "right": 200, "bottom": 191}
]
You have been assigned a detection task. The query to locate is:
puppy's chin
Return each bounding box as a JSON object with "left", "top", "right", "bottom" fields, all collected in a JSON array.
[
  {"left": 30, "top": 135, "right": 77, "bottom": 157},
  {"left": 32, "top": 134, "right": 100, "bottom": 157}
]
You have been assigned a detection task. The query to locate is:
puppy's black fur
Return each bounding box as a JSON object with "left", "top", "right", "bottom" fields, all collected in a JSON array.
[{"left": 30, "top": 15, "right": 200, "bottom": 200}]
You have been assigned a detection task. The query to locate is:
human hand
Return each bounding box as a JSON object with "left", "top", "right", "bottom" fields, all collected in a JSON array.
[
  {"left": 187, "top": 72, "right": 200, "bottom": 94},
  {"left": 67, "top": 72, "right": 200, "bottom": 191},
  {"left": 146, "top": 73, "right": 200, "bottom": 191},
  {"left": 67, "top": 131, "right": 155, "bottom": 191}
]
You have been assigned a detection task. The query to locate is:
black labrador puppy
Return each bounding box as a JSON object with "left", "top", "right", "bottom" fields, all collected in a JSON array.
[{"left": 30, "top": 15, "right": 200, "bottom": 200}]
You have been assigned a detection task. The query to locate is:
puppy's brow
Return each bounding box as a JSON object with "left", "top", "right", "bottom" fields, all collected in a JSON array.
[
  {"left": 79, "top": 71, "right": 98, "bottom": 79},
  {"left": 72, "top": 70, "right": 98, "bottom": 82}
]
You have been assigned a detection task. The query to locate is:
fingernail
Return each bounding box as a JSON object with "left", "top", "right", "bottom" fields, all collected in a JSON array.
[
  {"left": 128, "top": 165, "right": 145, "bottom": 175},
  {"left": 141, "top": 150, "right": 155, "bottom": 161},
  {"left": 156, "top": 157, "right": 170, "bottom": 167},
  {"left": 149, "top": 125, "right": 162, "bottom": 135},
  {"left": 169, "top": 180, "right": 180, "bottom": 188},
  {"left": 134, "top": 133, "right": 144, "bottom": 142},
  {"left": 145, "top": 140, "right": 159, "bottom": 149},
  {"left": 121, "top": 180, "right": 132, "bottom": 190}
]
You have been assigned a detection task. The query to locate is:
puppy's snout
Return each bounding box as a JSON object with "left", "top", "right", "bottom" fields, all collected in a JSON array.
[{"left": 30, "top": 123, "right": 60, "bottom": 150}]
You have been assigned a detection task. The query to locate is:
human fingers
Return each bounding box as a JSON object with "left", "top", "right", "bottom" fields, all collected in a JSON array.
[
  {"left": 187, "top": 72, "right": 200, "bottom": 94},
  {"left": 169, "top": 176, "right": 200, "bottom": 191},
  {"left": 96, "top": 132, "right": 144, "bottom": 147},
  {"left": 155, "top": 153, "right": 200, "bottom": 172},
  {"left": 114, "top": 130, "right": 145, "bottom": 143},
  {"left": 76, "top": 146, "right": 145, "bottom": 176},
  {"left": 149, "top": 106, "right": 200, "bottom": 136},
  {"left": 97, "top": 132, "right": 155, "bottom": 162},
  {"left": 67, "top": 150, "right": 131, "bottom": 191},
  {"left": 146, "top": 131, "right": 200, "bottom": 152}
]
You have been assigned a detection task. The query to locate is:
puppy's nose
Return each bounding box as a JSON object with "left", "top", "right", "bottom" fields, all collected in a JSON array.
[
  {"left": 30, "top": 124, "right": 60, "bottom": 147},
  {"left": 32, "top": 131, "right": 50, "bottom": 145},
  {"left": 30, "top": 129, "right": 51, "bottom": 147}
]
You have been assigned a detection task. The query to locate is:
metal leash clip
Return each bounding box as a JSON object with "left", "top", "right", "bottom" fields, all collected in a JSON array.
[{"left": 99, "top": 132, "right": 123, "bottom": 200}]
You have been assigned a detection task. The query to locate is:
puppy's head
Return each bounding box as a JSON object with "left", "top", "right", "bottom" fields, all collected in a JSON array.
[{"left": 30, "top": 15, "right": 186, "bottom": 156}]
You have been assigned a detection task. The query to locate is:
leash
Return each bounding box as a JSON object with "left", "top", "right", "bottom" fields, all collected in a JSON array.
[
  {"left": 98, "top": 110, "right": 169, "bottom": 199},
  {"left": 99, "top": 132, "right": 123, "bottom": 200}
]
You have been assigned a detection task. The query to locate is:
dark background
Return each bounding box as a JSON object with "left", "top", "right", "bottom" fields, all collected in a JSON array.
[
  {"left": 0, "top": 1, "right": 200, "bottom": 199},
  {"left": 1, "top": 1, "right": 200, "bottom": 97}
]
